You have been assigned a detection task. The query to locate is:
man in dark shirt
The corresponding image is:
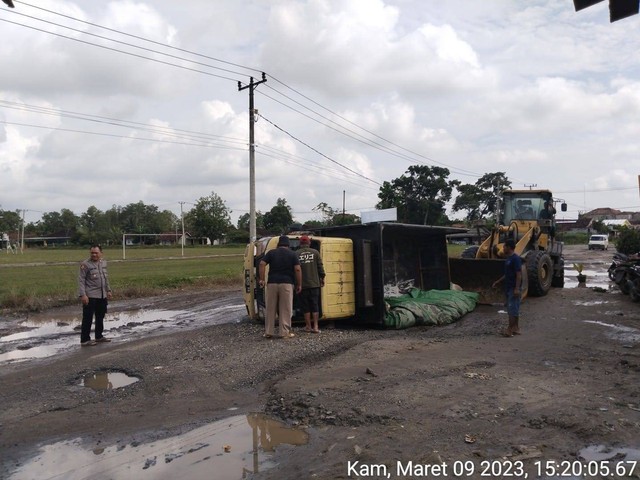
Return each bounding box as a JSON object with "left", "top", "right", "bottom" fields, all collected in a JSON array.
[
  {"left": 492, "top": 238, "right": 522, "bottom": 337},
  {"left": 259, "top": 236, "right": 302, "bottom": 339},
  {"left": 539, "top": 201, "right": 557, "bottom": 239},
  {"left": 296, "top": 235, "right": 325, "bottom": 333}
]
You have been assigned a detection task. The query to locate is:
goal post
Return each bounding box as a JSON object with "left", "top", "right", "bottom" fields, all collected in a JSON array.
[{"left": 121, "top": 233, "right": 182, "bottom": 260}]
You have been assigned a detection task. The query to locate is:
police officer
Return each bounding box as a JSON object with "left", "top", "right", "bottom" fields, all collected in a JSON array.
[{"left": 78, "top": 245, "right": 113, "bottom": 346}]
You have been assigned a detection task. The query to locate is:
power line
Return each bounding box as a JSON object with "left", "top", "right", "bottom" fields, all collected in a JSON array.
[
  {"left": 0, "top": 100, "right": 378, "bottom": 187},
  {"left": 265, "top": 77, "right": 484, "bottom": 178},
  {"left": 18, "top": 1, "right": 263, "bottom": 76},
  {"left": 0, "top": 18, "right": 241, "bottom": 82},
  {"left": 257, "top": 113, "right": 381, "bottom": 186},
  {"left": 0, "top": 120, "right": 247, "bottom": 151},
  {"left": 555, "top": 186, "right": 636, "bottom": 194},
  {"left": 257, "top": 150, "right": 379, "bottom": 191},
  {"left": 4, "top": 8, "right": 251, "bottom": 79},
  {"left": 3, "top": 4, "right": 481, "bottom": 181},
  {"left": 1, "top": 3, "right": 583, "bottom": 194},
  {"left": 0, "top": 100, "right": 247, "bottom": 147}
]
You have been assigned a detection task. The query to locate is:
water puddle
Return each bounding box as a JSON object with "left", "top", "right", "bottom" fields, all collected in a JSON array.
[
  {"left": 579, "top": 444, "right": 640, "bottom": 462},
  {"left": 564, "top": 268, "right": 611, "bottom": 289},
  {"left": 80, "top": 371, "right": 140, "bottom": 390},
  {"left": 0, "top": 309, "right": 189, "bottom": 364},
  {"left": 583, "top": 320, "right": 640, "bottom": 343},
  {"left": 573, "top": 300, "right": 609, "bottom": 306},
  {"left": 8, "top": 413, "right": 308, "bottom": 480}
]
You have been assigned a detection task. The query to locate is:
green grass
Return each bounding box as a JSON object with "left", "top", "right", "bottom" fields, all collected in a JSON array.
[
  {"left": 447, "top": 244, "right": 467, "bottom": 257},
  {"left": 2, "top": 244, "right": 471, "bottom": 311},
  {"left": 0, "top": 245, "right": 246, "bottom": 311},
  {"left": 0, "top": 245, "right": 245, "bottom": 264}
]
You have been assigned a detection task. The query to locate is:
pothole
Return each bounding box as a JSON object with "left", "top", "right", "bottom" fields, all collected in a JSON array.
[{"left": 79, "top": 371, "right": 140, "bottom": 390}]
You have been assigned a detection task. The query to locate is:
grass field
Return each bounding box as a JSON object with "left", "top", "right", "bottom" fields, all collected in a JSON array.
[{"left": 0, "top": 245, "right": 246, "bottom": 311}]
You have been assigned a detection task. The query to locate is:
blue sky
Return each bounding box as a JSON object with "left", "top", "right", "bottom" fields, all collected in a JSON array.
[{"left": 1, "top": 0, "right": 639, "bottom": 226}]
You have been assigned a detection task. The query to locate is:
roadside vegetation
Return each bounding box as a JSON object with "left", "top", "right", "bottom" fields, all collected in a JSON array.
[{"left": 0, "top": 245, "right": 245, "bottom": 312}]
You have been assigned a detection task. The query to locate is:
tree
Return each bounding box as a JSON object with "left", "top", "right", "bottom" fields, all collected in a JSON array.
[
  {"left": 377, "top": 165, "right": 460, "bottom": 225},
  {"left": 591, "top": 219, "right": 609, "bottom": 235},
  {"left": 0, "top": 209, "right": 21, "bottom": 235},
  {"left": 263, "top": 198, "right": 294, "bottom": 234},
  {"left": 452, "top": 172, "right": 511, "bottom": 223},
  {"left": 77, "top": 206, "right": 111, "bottom": 245},
  {"left": 313, "top": 202, "right": 360, "bottom": 226},
  {"left": 614, "top": 227, "right": 640, "bottom": 255},
  {"left": 186, "top": 192, "right": 232, "bottom": 243},
  {"left": 237, "top": 211, "right": 264, "bottom": 231},
  {"left": 38, "top": 209, "right": 79, "bottom": 236}
]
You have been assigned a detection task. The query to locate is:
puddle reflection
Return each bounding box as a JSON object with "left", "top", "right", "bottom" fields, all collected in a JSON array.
[
  {"left": 564, "top": 273, "right": 611, "bottom": 289},
  {"left": 80, "top": 371, "right": 140, "bottom": 390},
  {"left": 8, "top": 413, "right": 308, "bottom": 480}
]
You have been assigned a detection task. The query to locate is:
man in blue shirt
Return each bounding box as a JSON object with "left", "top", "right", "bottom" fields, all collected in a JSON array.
[{"left": 492, "top": 238, "right": 522, "bottom": 337}]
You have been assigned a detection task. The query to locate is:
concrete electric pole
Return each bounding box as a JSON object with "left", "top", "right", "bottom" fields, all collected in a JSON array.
[{"left": 238, "top": 72, "right": 267, "bottom": 245}]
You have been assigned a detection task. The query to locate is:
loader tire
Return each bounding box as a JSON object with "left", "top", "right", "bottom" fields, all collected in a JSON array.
[
  {"left": 551, "top": 257, "right": 565, "bottom": 288},
  {"left": 630, "top": 285, "right": 640, "bottom": 302},
  {"left": 551, "top": 268, "right": 565, "bottom": 288},
  {"left": 526, "top": 250, "right": 553, "bottom": 297},
  {"left": 461, "top": 245, "right": 479, "bottom": 259}
]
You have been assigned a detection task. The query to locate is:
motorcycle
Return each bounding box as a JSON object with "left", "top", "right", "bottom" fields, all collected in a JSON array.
[
  {"left": 608, "top": 252, "right": 629, "bottom": 280},
  {"left": 626, "top": 263, "right": 640, "bottom": 302},
  {"left": 611, "top": 256, "right": 640, "bottom": 296}
]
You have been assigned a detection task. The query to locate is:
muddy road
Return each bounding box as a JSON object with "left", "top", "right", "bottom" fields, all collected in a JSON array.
[{"left": 1, "top": 245, "right": 640, "bottom": 479}]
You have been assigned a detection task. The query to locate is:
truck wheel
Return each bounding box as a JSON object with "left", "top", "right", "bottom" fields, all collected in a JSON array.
[
  {"left": 460, "top": 245, "right": 479, "bottom": 259},
  {"left": 526, "top": 251, "right": 553, "bottom": 296}
]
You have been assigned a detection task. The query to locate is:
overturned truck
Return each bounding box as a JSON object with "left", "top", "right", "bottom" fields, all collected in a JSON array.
[{"left": 243, "top": 222, "right": 477, "bottom": 328}]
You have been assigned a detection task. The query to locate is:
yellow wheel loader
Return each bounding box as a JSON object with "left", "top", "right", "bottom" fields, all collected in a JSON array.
[{"left": 449, "top": 189, "right": 566, "bottom": 304}]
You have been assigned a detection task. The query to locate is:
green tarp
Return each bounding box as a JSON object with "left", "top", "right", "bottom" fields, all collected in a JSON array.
[{"left": 383, "top": 288, "right": 480, "bottom": 329}]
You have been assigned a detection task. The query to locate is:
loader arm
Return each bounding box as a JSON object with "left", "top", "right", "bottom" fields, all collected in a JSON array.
[{"left": 450, "top": 220, "right": 536, "bottom": 304}]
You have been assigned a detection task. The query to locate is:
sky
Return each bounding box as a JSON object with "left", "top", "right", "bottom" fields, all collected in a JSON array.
[{"left": 1, "top": 0, "right": 640, "bottom": 228}]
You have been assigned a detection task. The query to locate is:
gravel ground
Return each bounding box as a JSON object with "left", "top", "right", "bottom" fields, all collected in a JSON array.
[{"left": 1, "top": 245, "right": 640, "bottom": 480}]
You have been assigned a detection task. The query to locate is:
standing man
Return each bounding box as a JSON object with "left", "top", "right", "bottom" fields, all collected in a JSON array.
[
  {"left": 492, "top": 238, "right": 522, "bottom": 337},
  {"left": 296, "top": 235, "right": 325, "bottom": 333},
  {"left": 539, "top": 200, "right": 557, "bottom": 239},
  {"left": 259, "top": 235, "right": 302, "bottom": 339},
  {"left": 78, "top": 245, "right": 113, "bottom": 346}
]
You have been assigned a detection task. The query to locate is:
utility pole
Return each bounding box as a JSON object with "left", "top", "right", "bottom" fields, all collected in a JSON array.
[
  {"left": 238, "top": 72, "right": 267, "bottom": 245},
  {"left": 20, "top": 209, "right": 25, "bottom": 253},
  {"left": 179, "top": 201, "right": 186, "bottom": 257}
]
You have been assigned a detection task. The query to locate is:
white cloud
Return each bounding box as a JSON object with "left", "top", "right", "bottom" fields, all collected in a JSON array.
[{"left": 1, "top": 0, "right": 640, "bottom": 226}]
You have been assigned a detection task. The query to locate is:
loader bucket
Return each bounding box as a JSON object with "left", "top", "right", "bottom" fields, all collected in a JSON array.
[{"left": 449, "top": 257, "right": 508, "bottom": 305}]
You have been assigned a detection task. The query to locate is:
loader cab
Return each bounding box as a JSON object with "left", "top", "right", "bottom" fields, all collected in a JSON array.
[{"left": 502, "top": 190, "right": 553, "bottom": 224}]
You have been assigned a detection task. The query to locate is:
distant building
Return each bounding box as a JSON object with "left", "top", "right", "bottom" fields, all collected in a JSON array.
[{"left": 601, "top": 218, "right": 632, "bottom": 236}]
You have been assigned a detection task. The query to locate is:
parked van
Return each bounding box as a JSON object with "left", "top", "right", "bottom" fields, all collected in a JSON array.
[{"left": 588, "top": 234, "right": 609, "bottom": 250}]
